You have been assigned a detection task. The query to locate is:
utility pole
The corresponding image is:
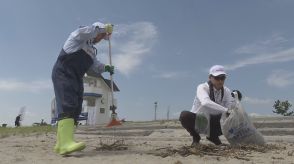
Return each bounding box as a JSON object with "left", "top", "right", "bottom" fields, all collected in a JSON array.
[
  {"left": 167, "top": 105, "right": 170, "bottom": 120},
  {"left": 154, "top": 101, "right": 158, "bottom": 121}
]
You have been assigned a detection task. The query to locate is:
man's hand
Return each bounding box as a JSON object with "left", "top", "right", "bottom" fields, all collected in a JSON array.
[
  {"left": 104, "top": 65, "right": 114, "bottom": 75},
  {"left": 105, "top": 24, "right": 113, "bottom": 34}
]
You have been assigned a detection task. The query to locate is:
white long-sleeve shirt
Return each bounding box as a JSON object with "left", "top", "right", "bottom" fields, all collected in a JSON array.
[
  {"left": 191, "top": 82, "right": 235, "bottom": 115},
  {"left": 63, "top": 24, "right": 106, "bottom": 74}
]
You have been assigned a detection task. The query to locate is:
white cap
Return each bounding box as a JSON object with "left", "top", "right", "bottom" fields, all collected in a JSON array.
[
  {"left": 93, "top": 22, "right": 106, "bottom": 28},
  {"left": 92, "top": 22, "right": 107, "bottom": 33},
  {"left": 209, "top": 65, "right": 226, "bottom": 76}
]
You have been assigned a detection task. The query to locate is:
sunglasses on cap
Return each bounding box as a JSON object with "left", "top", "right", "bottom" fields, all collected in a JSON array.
[{"left": 213, "top": 75, "right": 226, "bottom": 81}]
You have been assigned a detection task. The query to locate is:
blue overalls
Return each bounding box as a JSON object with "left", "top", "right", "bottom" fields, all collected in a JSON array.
[{"left": 52, "top": 49, "right": 93, "bottom": 122}]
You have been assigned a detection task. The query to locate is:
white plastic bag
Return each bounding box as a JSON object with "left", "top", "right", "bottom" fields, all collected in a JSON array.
[{"left": 220, "top": 93, "right": 265, "bottom": 145}]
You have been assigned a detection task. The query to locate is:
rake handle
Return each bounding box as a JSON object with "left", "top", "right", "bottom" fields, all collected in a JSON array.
[{"left": 108, "top": 38, "right": 115, "bottom": 114}]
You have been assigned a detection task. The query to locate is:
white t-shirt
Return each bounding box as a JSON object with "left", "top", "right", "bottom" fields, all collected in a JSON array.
[{"left": 191, "top": 82, "right": 235, "bottom": 115}]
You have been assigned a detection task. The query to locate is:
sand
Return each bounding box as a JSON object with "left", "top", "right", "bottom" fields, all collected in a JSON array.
[{"left": 1, "top": 118, "right": 294, "bottom": 164}]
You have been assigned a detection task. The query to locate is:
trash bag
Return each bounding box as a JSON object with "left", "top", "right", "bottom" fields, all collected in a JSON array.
[{"left": 220, "top": 92, "right": 265, "bottom": 145}]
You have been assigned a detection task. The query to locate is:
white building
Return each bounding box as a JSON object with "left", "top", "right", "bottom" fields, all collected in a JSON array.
[{"left": 51, "top": 70, "right": 120, "bottom": 125}]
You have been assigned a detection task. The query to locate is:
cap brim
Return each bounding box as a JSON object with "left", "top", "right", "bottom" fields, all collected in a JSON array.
[{"left": 211, "top": 72, "right": 226, "bottom": 76}]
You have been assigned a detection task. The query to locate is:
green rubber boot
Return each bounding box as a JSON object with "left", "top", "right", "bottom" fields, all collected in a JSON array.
[
  {"left": 53, "top": 126, "right": 60, "bottom": 153},
  {"left": 56, "top": 118, "right": 86, "bottom": 155}
]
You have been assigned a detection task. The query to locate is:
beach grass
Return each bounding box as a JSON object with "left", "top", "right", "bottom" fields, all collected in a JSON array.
[{"left": 0, "top": 126, "right": 56, "bottom": 138}]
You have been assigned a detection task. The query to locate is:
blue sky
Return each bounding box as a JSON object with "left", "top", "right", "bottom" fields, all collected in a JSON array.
[{"left": 1, "top": 0, "right": 294, "bottom": 126}]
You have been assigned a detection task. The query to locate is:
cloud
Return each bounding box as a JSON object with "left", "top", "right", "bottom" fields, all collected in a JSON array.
[
  {"left": 226, "top": 47, "right": 294, "bottom": 71},
  {"left": 248, "top": 113, "right": 262, "bottom": 117},
  {"left": 152, "top": 71, "right": 189, "bottom": 79},
  {"left": 235, "top": 34, "right": 287, "bottom": 55},
  {"left": 111, "top": 22, "right": 158, "bottom": 76},
  {"left": 267, "top": 70, "right": 294, "bottom": 88},
  {"left": 226, "top": 34, "right": 294, "bottom": 70},
  {"left": 0, "top": 79, "right": 52, "bottom": 93},
  {"left": 248, "top": 113, "right": 273, "bottom": 117},
  {"left": 243, "top": 96, "right": 273, "bottom": 105}
]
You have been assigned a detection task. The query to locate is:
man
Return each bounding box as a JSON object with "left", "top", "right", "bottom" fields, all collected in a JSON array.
[
  {"left": 15, "top": 114, "right": 21, "bottom": 127},
  {"left": 179, "top": 65, "right": 241, "bottom": 146},
  {"left": 52, "top": 21, "right": 114, "bottom": 155}
]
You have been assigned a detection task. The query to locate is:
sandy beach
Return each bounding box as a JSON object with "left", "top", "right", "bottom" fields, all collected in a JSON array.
[{"left": 1, "top": 117, "right": 294, "bottom": 164}]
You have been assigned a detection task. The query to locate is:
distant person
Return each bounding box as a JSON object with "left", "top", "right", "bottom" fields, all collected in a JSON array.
[
  {"left": 52, "top": 21, "right": 114, "bottom": 155},
  {"left": 40, "top": 119, "right": 47, "bottom": 126},
  {"left": 15, "top": 114, "right": 21, "bottom": 127},
  {"left": 179, "top": 65, "right": 242, "bottom": 146}
]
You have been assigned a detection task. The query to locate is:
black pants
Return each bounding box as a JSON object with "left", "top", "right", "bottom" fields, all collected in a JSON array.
[
  {"left": 179, "top": 111, "right": 222, "bottom": 138},
  {"left": 15, "top": 121, "right": 20, "bottom": 127}
]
